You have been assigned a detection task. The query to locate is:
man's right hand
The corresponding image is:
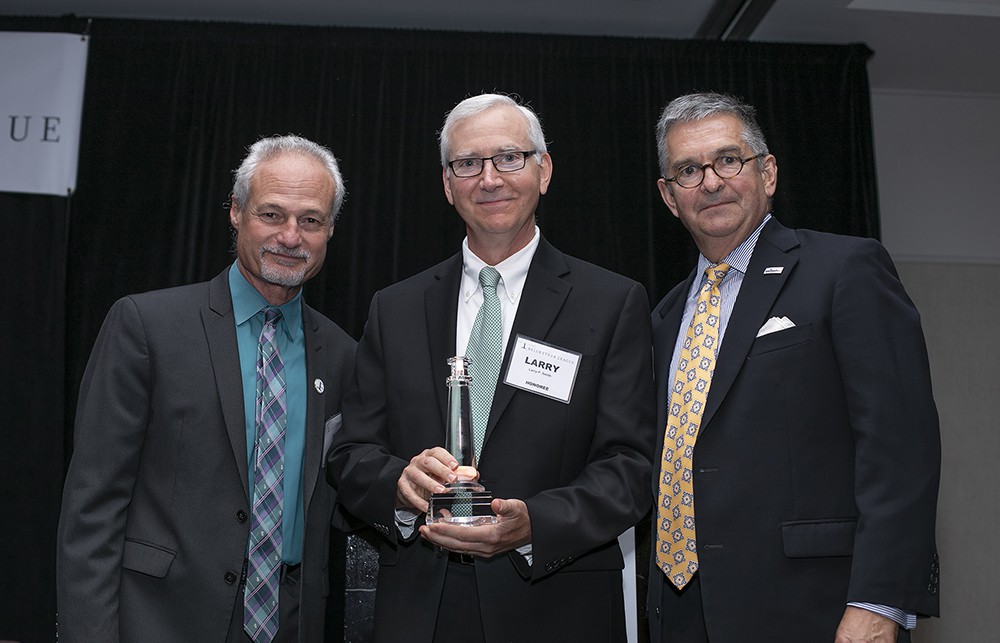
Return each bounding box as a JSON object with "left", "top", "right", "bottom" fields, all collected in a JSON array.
[{"left": 396, "top": 447, "right": 467, "bottom": 513}]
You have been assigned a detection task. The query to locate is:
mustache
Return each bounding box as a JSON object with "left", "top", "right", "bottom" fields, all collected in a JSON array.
[{"left": 261, "top": 244, "right": 309, "bottom": 260}]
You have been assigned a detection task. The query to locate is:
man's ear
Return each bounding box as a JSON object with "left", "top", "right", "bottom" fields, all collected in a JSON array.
[
  {"left": 229, "top": 201, "right": 242, "bottom": 230},
  {"left": 538, "top": 152, "right": 553, "bottom": 195},
  {"left": 442, "top": 168, "right": 455, "bottom": 205},
  {"left": 761, "top": 154, "right": 778, "bottom": 198},
  {"left": 657, "top": 178, "right": 680, "bottom": 219}
]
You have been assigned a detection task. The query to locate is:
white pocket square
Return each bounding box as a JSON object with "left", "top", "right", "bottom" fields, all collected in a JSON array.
[{"left": 756, "top": 316, "right": 795, "bottom": 337}]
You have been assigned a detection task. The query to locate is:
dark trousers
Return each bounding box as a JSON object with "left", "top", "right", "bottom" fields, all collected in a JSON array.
[
  {"left": 654, "top": 572, "right": 709, "bottom": 643},
  {"left": 227, "top": 564, "right": 302, "bottom": 643},
  {"left": 652, "top": 572, "right": 913, "bottom": 643},
  {"left": 432, "top": 559, "right": 486, "bottom": 643}
]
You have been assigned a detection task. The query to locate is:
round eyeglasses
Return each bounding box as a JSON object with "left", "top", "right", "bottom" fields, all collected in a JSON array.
[
  {"left": 447, "top": 150, "right": 536, "bottom": 178},
  {"left": 665, "top": 153, "right": 764, "bottom": 189}
]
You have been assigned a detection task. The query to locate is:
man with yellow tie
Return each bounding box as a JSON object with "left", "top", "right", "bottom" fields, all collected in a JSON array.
[{"left": 647, "top": 92, "right": 940, "bottom": 642}]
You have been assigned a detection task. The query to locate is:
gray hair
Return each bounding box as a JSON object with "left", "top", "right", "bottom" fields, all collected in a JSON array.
[
  {"left": 231, "top": 134, "right": 345, "bottom": 223},
  {"left": 655, "top": 92, "right": 769, "bottom": 179},
  {"left": 439, "top": 93, "right": 548, "bottom": 170}
]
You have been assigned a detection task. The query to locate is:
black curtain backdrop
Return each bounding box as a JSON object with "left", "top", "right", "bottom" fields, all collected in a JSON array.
[{"left": 0, "top": 16, "right": 877, "bottom": 642}]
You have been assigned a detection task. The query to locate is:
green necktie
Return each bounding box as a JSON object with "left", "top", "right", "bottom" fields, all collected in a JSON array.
[{"left": 465, "top": 266, "right": 503, "bottom": 459}]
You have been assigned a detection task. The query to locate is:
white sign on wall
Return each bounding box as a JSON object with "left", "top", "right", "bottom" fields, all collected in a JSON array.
[{"left": 0, "top": 32, "right": 89, "bottom": 196}]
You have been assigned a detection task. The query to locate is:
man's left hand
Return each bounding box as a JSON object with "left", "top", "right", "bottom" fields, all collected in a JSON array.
[
  {"left": 834, "top": 606, "right": 899, "bottom": 643},
  {"left": 419, "top": 498, "right": 531, "bottom": 558}
]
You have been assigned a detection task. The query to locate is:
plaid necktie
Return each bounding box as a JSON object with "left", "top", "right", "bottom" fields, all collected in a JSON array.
[
  {"left": 466, "top": 266, "right": 503, "bottom": 460},
  {"left": 656, "top": 263, "right": 731, "bottom": 589},
  {"left": 245, "top": 307, "right": 286, "bottom": 642}
]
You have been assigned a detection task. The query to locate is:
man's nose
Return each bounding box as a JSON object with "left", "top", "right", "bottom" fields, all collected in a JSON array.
[
  {"left": 479, "top": 160, "right": 505, "bottom": 189},
  {"left": 275, "top": 218, "right": 303, "bottom": 245}
]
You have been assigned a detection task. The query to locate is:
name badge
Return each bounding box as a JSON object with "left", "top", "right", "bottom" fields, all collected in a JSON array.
[{"left": 503, "top": 334, "right": 582, "bottom": 404}]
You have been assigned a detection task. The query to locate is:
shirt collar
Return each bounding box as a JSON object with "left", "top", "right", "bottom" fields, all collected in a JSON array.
[
  {"left": 461, "top": 225, "right": 540, "bottom": 304},
  {"left": 228, "top": 261, "right": 303, "bottom": 342},
  {"left": 696, "top": 212, "right": 772, "bottom": 279}
]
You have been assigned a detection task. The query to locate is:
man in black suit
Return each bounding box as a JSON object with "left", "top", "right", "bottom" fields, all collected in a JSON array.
[
  {"left": 328, "top": 93, "right": 656, "bottom": 642},
  {"left": 57, "top": 135, "right": 356, "bottom": 642},
  {"left": 646, "top": 92, "right": 940, "bottom": 642}
]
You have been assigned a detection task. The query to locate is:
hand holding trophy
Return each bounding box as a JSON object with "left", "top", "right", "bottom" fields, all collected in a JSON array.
[{"left": 426, "top": 356, "right": 498, "bottom": 525}]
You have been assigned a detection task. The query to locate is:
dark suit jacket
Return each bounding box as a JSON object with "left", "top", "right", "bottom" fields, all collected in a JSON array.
[
  {"left": 647, "top": 219, "right": 941, "bottom": 641},
  {"left": 56, "top": 268, "right": 356, "bottom": 643},
  {"left": 328, "top": 237, "right": 656, "bottom": 642}
]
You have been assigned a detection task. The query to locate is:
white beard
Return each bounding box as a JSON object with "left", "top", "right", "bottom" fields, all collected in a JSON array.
[{"left": 258, "top": 245, "right": 309, "bottom": 287}]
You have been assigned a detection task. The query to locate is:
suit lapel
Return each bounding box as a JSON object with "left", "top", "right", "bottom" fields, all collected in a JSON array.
[
  {"left": 652, "top": 271, "right": 696, "bottom": 456},
  {"left": 487, "top": 238, "right": 571, "bottom": 446},
  {"left": 203, "top": 269, "right": 250, "bottom": 499},
  {"left": 701, "top": 219, "right": 800, "bottom": 429},
  {"left": 301, "top": 305, "right": 324, "bottom": 513},
  {"left": 425, "top": 254, "right": 464, "bottom": 435}
]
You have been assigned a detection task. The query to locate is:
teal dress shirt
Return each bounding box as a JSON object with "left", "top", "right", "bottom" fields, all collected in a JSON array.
[{"left": 229, "top": 263, "right": 307, "bottom": 564}]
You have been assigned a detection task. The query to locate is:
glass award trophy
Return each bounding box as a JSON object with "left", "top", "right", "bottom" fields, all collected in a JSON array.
[{"left": 426, "top": 356, "right": 498, "bottom": 525}]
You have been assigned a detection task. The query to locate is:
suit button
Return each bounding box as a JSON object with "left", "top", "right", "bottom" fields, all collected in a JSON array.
[
  {"left": 224, "top": 571, "right": 238, "bottom": 584},
  {"left": 237, "top": 510, "right": 248, "bottom": 522}
]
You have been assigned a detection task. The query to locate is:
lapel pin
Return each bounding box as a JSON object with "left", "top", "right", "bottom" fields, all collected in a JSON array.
[
  {"left": 314, "top": 378, "right": 325, "bottom": 394},
  {"left": 763, "top": 266, "right": 784, "bottom": 275}
]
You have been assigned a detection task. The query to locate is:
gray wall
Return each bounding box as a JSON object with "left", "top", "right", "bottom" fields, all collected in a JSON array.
[{"left": 872, "top": 90, "right": 1000, "bottom": 641}]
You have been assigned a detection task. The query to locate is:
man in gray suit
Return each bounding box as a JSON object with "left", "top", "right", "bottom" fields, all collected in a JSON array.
[{"left": 56, "top": 135, "right": 356, "bottom": 643}]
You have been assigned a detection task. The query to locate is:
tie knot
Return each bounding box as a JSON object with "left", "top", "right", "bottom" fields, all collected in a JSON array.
[
  {"left": 479, "top": 266, "right": 501, "bottom": 290},
  {"left": 704, "top": 262, "right": 731, "bottom": 286},
  {"left": 263, "top": 307, "right": 282, "bottom": 326}
]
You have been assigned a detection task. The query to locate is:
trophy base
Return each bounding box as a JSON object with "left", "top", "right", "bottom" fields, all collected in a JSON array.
[{"left": 426, "top": 481, "right": 498, "bottom": 525}]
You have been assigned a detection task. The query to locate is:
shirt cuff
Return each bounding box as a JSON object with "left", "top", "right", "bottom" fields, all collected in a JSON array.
[
  {"left": 394, "top": 507, "right": 419, "bottom": 539},
  {"left": 515, "top": 543, "right": 532, "bottom": 567},
  {"left": 847, "top": 603, "right": 917, "bottom": 630}
]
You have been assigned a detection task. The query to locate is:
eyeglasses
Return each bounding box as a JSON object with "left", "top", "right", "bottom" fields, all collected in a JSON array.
[
  {"left": 447, "top": 150, "right": 537, "bottom": 178},
  {"left": 665, "top": 153, "right": 764, "bottom": 189}
]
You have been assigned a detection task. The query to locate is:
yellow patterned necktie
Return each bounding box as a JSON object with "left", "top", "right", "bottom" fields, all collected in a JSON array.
[{"left": 656, "top": 263, "right": 731, "bottom": 589}]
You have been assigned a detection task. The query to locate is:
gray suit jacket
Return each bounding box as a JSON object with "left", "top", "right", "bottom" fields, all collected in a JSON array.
[{"left": 57, "top": 268, "right": 356, "bottom": 643}]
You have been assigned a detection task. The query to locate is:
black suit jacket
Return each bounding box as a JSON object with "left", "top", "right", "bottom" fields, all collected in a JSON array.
[
  {"left": 647, "top": 219, "right": 941, "bottom": 641},
  {"left": 328, "top": 237, "right": 657, "bottom": 642},
  {"left": 57, "top": 268, "right": 356, "bottom": 643}
]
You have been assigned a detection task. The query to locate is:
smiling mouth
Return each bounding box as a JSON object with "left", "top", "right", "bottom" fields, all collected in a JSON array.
[
  {"left": 700, "top": 200, "right": 733, "bottom": 212},
  {"left": 476, "top": 197, "right": 513, "bottom": 207},
  {"left": 263, "top": 246, "right": 308, "bottom": 265}
]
